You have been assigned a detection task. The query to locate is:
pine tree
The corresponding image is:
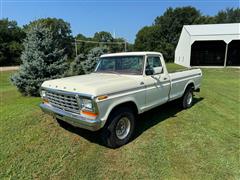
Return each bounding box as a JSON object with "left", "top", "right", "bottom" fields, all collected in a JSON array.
[
  {"left": 66, "top": 54, "right": 85, "bottom": 76},
  {"left": 81, "top": 46, "right": 108, "bottom": 74},
  {"left": 11, "top": 22, "right": 68, "bottom": 96}
]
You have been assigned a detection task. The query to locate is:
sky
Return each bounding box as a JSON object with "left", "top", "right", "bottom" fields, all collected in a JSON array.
[{"left": 1, "top": 0, "right": 239, "bottom": 43}]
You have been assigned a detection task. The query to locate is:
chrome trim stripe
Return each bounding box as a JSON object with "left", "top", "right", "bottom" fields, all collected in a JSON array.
[
  {"left": 171, "top": 73, "right": 201, "bottom": 82},
  {"left": 107, "top": 86, "right": 145, "bottom": 97},
  {"left": 103, "top": 82, "right": 171, "bottom": 100}
]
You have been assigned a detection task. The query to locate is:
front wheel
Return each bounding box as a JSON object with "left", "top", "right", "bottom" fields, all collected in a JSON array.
[
  {"left": 182, "top": 87, "right": 194, "bottom": 109},
  {"left": 102, "top": 107, "right": 135, "bottom": 148}
]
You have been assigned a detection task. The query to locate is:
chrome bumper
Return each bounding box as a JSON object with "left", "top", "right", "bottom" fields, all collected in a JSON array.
[{"left": 40, "top": 103, "right": 102, "bottom": 131}]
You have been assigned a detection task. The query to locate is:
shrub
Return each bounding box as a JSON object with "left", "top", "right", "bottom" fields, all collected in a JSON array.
[
  {"left": 81, "top": 46, "right": 109, "bottom": 74},
  {"left": 66, "top": 54, "right": 85, "bottom": 76}
]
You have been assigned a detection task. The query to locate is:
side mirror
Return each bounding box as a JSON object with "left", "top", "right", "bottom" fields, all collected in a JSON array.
[
  {"left": 145, "top": 68, "right": 154, "bottom": 75},
  {"left": 153, "top": 67, "right": 163, "bottom": 75}
]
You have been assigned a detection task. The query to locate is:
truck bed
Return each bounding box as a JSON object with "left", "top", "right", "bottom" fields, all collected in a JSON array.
[{"left": 168, "top": 68, "right": 202, "bottom": 101}]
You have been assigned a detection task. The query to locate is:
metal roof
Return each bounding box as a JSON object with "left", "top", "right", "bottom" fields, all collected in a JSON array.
[{"left": 184, "top": 23, "right": 240, "bottom": 36}]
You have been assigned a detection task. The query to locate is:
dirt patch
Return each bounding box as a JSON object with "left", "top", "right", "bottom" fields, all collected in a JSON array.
[{"left": 0, "top": 66, "right": 19, "bottom": 71}]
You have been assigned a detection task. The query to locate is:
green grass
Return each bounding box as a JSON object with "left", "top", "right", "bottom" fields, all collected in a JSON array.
[{"left": 0, "top": 66, "right": 240, "bottom": 179}]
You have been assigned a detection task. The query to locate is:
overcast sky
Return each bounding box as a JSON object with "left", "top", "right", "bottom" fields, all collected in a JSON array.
[{"left": 1, "top": 0, "right": 239, "bottom": 43}]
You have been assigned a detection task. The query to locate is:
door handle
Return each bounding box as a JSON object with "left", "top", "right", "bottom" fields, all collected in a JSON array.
[
  {"left": 163, "top": 77, "right": 168, "bottom": 80},
  {"left": 140, "top": 82, "right": 145, "bottom": 85}
]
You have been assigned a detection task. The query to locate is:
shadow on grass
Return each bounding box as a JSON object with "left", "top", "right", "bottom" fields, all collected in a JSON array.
[{"left": 58, "top": 97, "right": 204, "bottom": 147}]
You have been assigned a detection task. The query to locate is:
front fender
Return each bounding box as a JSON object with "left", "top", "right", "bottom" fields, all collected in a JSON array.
[{"left": 97, "top": 95, "right": 140, "bottom": 126}]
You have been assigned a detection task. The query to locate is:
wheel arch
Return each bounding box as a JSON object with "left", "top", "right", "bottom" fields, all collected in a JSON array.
[
  {"left": 108, "top": 101, "right": 138, "bottom": 118},
  {"left": 183, "top": 81, "right": 195, "bottom": 93},
  {"left": 102, "top": 99, "right": 139, "bottom": 127}
]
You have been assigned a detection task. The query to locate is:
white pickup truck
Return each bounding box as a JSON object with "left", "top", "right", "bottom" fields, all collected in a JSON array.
[{"left": 40, "top": 52, "right": 202, "bottom": 148}]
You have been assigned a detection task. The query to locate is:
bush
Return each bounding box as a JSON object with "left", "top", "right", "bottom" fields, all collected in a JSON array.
[
  {"left": 66, "top": 54, "right": 85, "bottom": 76},
  {"left": 81, "top": 46, "right": 109, "bottom": 74}
]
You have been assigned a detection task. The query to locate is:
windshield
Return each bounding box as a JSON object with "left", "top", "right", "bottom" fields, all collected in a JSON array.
[{"left": 95, "top": 56, "right": 144, "bottom": 75}]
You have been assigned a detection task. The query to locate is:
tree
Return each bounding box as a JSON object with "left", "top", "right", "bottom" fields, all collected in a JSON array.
[
  {"left": 0, "top": 19, "right": 25, "bottom": 66},
  {"left": 75, "top": 33, "right": 96, "bottom": 55},
  {"left": 66, "top": 54, "right": 85, "bottom": 76},
  {"left": 215, "top": 8, "right": 240, "bottom": 23},
  {"left": 110, "top": 38, "right": 126, "bottom": 53},
  {"left": 134, "top": 7, "right": 240, "bottom": 62},
  {"left": 135, "top": 7, "right": 203, "bottom": 61},
  {"left": 81, "top": 46, "right": 109, "bottom": 74},
  {"left": 75, "top": 31, "right": 125, "bottom": 55},
  {"left": 134, "top": 26, "right": 160, "bottom": 51},
  {"left": 126, "top": 43, "right": 134, "bottom": 52},
  {"left": 11, "top": 20, "right": 69, "bottom": 96},
  {"left": 24, "top": 18, "right": 74, "bottom": 59},
  {"left": 134, "top": 6, "right": 226, "bottom": 61},
  {"left": 94, "top": 31, "right": 113, "bottom": 42},
  {"left": 154, "top": 6, "right": 202, "bottom": 61}
]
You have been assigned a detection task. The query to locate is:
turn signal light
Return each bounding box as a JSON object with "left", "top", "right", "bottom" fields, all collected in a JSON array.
[
  {"left": 97, "top": 95, "right": 108, "bottom": 100},
  {"left": 43, "top": 99, "right": 49, "bottom": 104},
  {"left": 81, "top": 110, "right": 98, "bottom": 117}
]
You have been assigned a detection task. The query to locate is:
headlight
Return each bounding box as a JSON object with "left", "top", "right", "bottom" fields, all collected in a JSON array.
[
  {"left": 40, "top": 90, "right": 46, "bottom": 98},
  {"left": 40, "top": 90, "right": 49, "bottom": 103},
  {"left": 79, "top": 97, "right": 98, "bottom": 118},
  {"left": 79, "top": 97, "right": 94, "bottom": 112},
  {"left": 81, "top": 98, "right": 93, "bottom": 111}
]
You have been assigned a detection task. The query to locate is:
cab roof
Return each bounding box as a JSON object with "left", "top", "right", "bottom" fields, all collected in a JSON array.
[{"left": 100, "top": 51, "right": 162, "bottom": 58}]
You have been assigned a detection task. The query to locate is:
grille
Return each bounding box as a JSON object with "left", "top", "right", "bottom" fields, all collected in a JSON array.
[{"left": 46, "top": 91, "right": 80, "bottom": 114}]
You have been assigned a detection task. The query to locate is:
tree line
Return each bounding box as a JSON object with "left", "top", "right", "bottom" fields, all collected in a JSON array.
[
  {"left": 134, "top": 7, "right": 240, "bottom": 61},
  {"left": 0, "top": 6, "right": 239, "bottom": 96},
  {"left": 1, "top": 7, "right": 239, "bottom": 67},
  {"left": 0, "top": 18, "right": 132, "bottom": 66}
]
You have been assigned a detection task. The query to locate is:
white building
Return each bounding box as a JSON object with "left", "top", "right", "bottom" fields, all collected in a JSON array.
[{"left": 175, "top": 23, "right": 240, "bottom": 67}]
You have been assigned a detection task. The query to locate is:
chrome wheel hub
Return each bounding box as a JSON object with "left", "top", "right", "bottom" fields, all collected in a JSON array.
[
  {"left": 115, "top": 117, "right": 131, "bottom": 140},
  {"left": 187, "top": 92, "right": 193, "bottom": 105}
]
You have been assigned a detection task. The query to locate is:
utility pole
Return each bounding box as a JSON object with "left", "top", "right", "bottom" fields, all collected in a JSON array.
[{"left": 124, "top": 40, "right": 127, "bottom": 52}]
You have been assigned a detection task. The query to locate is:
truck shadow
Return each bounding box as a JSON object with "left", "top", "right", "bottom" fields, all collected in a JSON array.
[
  {"left": 133, "top": 97, "right": 204, "bottom": 140},
  {"left": 59, "top": 97, "right": 204, "bottom": 147}
]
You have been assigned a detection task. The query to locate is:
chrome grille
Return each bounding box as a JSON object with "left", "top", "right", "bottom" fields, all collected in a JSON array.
[{"left": 46, "top": 91, "right": 80, "bottom": 114}]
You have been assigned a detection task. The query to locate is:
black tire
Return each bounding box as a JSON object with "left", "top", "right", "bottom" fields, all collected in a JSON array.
[
  {"left": 101, "top": 107, "right": 135, "bottom": 148},
  {"left": 182, "top": 87, "right": 194, "bottom": 109}
]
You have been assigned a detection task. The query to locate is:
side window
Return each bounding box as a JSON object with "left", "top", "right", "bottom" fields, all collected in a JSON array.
[{"left": 146, "top": 56, "right": 162, "bottom": 75}]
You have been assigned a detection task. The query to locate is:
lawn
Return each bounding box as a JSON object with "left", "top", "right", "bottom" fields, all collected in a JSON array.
[{"left": 0, "top": 66, "right": 239, "bottom": 179}]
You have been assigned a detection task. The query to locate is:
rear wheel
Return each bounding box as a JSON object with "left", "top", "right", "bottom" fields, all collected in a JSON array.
[
  {"left": 102, "top": 107, "right": 135, "bottom": 148},
  {"left": 182, "top": 87, "right": 194, "bottom": 109}
]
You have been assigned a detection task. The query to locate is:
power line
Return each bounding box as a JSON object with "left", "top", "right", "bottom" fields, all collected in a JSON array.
[
  {"left": 75, "top": 39, "right": 127, "bottom": 45},
  {"left": 74, "top": 39, "right": 128, "bottom": 56}
]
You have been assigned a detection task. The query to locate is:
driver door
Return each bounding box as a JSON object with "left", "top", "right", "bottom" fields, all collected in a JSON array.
[{"left": 143, "top": 56, "right": 171, "bottom": 109}]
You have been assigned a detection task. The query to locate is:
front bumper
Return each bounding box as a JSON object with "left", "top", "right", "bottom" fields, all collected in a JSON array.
[{"left": 40, "top": 103, "right": 102, "bottom": 131}]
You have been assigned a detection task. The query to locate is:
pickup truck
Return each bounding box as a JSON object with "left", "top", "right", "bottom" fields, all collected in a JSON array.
[{"left": 40, "top": 52, "right": 202, "bottom": 148}]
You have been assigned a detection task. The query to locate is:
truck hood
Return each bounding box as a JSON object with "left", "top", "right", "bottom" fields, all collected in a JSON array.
[{"left": 41, "top": 73, "right": 142, "bottom": 97}]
